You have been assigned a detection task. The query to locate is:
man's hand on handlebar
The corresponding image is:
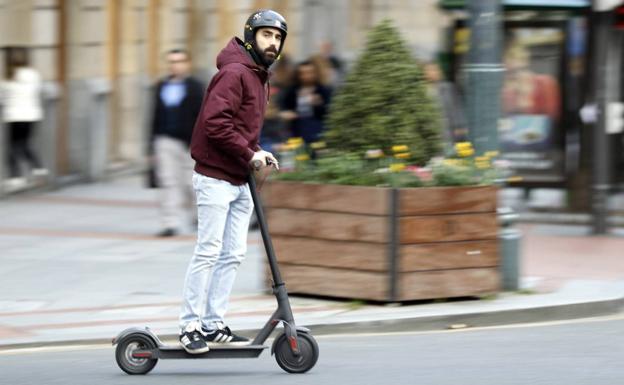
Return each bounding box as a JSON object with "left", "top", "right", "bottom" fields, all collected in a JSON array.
[{"left": 250, "top": 150, "right": 279, "bottom": 170}]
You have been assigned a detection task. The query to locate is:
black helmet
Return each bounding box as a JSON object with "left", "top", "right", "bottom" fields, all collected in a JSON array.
[{"left": 243, "top": 9, "right": 288, "bottom": 57}]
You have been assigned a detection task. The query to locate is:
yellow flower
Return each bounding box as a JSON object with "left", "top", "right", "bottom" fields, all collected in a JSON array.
[
  {"left": 365, "top": 149, "right": 384, "bottom": 159},
  {"left": 458, "top": 148, "right": 474, "bottom": 157},
  {"left": 484, "top": 151, "right": 499, "bottom": 158},
  {"left": 395, "top": 152, "right": 411, "bottom": 159},
  {"left": 310, "top": 141, "right": 326, "bottom": 150},
  {"left": 280, "top": 143, "right": 298, "bottom": 151},
  {"left": 392, "top": 145, "right": 409, "bottom": 153},
  {"left": 295, "top": 154, "right": 310, "bottom": 161},
  {"left": 389, "top": 163, "right": 406, "bottom": 172},
  {"left": 455, "top": 142, "right": 473, "bottom": 151},
  {"left": 507, "top": 176, "right": 524, "bottom": 182},
  {"left": 287, "top": 137, "right": 304, "bottom": 149},
  {"left": 288, "top": 137, "right": 304, "bottom": 145}
]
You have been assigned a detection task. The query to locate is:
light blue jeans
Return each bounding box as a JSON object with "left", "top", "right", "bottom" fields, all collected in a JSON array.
[{"left": 179, "top": 171, "right": 253, "bottom": 333}]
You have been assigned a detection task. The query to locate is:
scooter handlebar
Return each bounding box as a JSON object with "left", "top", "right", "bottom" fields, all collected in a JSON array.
[{"left": 251, "top": 158, "right": 275, "bottom": 171}]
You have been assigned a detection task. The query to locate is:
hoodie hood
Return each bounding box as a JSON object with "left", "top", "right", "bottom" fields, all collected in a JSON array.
[{"left": 216, "top": 38, "right": 268, "bottom": 83}]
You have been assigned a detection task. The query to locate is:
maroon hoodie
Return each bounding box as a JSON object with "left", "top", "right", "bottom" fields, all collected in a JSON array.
[{"left": 190, "top": 38, "right": 268, "bottom": 185}]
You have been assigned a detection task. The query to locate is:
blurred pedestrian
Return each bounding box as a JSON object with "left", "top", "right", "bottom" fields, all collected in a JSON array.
[
  {"left": 1, "top": 47, "right": 45, "bottom": 190},
  {"left": 149, "top": 49, "right": 204, "bottom": 237},
  {"left": 178, "top": 9, "right": 285, "bottom": 354},
  {"left": 280, "top": 59, "right": 331, "bottom": 146},
  {"left": 423, "top": 61, "right": 468, "bottom": 149}
]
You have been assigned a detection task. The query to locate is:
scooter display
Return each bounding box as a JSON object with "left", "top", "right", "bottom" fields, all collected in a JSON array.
[{"left": 113, "top": 162, "right": 319, "bottom": 374}]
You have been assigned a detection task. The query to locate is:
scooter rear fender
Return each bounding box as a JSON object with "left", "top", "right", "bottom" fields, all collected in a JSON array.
[{"left": 112, "top": 327, "right": 163, "bottom": 347}]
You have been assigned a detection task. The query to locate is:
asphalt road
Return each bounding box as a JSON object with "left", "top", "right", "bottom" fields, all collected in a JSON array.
[{"left": 1, "top": 316, "right": 623, "bottom": 385}]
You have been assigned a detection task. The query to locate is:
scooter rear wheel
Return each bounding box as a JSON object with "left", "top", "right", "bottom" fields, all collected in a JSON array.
[
  {"left": 273, "top": 332, "right": 319, "bottom": 373},
  {"left": 115, "top": 333, "right": 158, "bottom": 375}
]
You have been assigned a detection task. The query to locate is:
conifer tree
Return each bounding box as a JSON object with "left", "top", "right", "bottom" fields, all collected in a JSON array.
[{"left": 325, "top": 19, "right": 442, "bottom": 165}]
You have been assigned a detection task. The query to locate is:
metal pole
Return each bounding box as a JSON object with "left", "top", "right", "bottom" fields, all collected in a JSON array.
[
  {"left": 0, "top": 119, "right": 5, "bottom": 197},
  {"left": 498, "top": 207, "right": 521, "bottom": 291},
  {"left": 388, "top": 188, "right": 399, "bottom": 302},
  {"left": 41, "top": 82, "right": 61, "bottom": 186},
  {"left": 591, "top": 9, "right": 612, "bottom": 234},
  {"left": 464, "top": 0, "right": 504, "bottom": 155}
]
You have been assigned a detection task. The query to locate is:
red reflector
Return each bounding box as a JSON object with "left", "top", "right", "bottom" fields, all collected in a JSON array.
[
  {"left": 132, "top": 352, "right": 152, "bottom": 358},
  {"left": 288, "top": 336, "right": 298, "bottom": 350}
]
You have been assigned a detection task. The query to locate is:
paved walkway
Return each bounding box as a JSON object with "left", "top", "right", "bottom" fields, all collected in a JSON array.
[{"left": 0, "top": 175, "right": 623, "bottom": 348}]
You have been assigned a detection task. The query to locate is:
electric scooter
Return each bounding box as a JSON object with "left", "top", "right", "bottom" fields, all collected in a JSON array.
[{"left": 113, "top": 161, "right": 319, "bottom": 374}]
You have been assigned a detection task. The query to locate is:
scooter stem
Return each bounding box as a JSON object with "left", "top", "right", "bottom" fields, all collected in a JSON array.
[{"left": 248, "top": 173, "right": 284, "bottom": 287}]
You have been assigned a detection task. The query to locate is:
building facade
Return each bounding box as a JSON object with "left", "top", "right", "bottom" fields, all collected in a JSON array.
[{"left": 0, "top": 0, "right": 449, "bottom": 182}]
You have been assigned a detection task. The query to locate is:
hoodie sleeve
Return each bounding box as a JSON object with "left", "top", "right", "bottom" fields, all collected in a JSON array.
[{"left": 199, "top": 68, "right": 255, "bottom": 162}]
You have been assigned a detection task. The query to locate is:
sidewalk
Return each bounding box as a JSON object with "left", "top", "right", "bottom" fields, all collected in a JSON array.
[{"left": 0, "top": 175, "right": 623, "bottom": 349}]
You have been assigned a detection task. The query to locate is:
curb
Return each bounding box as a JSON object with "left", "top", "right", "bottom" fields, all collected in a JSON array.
[
  {"left": 307, "top": 296, "right": 624, "bottom": 335},
  {"left": 1, "top": 296, "right": 623, "bottom": 352}
]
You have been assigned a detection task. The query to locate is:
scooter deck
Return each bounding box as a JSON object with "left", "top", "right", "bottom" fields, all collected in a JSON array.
[{"left": 134, "top": 344, "right": 268, "bottom": 359}]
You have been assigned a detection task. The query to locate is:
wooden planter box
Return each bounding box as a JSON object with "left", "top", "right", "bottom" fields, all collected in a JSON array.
[{"left": 263, "top": 181, "right": 500, "bottom": 302}]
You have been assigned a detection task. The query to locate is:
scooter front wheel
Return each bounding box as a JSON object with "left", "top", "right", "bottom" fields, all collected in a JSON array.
[
  {"left": 273, "top": 332, "right": 319, "bottom": 374},
  {"left": 115, "top": 333, "right": 158, "bottom": 375}
]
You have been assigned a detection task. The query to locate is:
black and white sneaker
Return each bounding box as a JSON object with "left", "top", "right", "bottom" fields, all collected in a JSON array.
[
  {"left": 179, "top": 326, "right": 210, "bottom": 354},
  {"left": 202, "top": 325, "right": 250, "bottom": 345}
]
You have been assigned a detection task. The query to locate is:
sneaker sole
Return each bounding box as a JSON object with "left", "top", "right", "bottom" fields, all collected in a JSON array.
[{"left": 180, "top": 341, "right": 210, "bottom": 354}]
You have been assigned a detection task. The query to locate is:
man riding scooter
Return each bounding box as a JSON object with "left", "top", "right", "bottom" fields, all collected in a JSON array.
[{"left": 179, "top": 9, "right": 285, "bottom": 354}]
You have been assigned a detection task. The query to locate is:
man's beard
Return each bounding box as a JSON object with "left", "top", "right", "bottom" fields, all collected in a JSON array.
[{"left": 255, "top": 46, "right": 278, "bottom": 66}]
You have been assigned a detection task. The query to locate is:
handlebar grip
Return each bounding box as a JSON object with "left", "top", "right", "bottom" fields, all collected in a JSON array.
[
  {"left": 251, "top": 157, "right": 274, "bottom": 171},
  {"left": 251, "top": 159, "right": 263, "bottom": 170}
]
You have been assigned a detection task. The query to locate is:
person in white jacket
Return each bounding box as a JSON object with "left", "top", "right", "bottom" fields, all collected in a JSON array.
[{"left": 1, "top": 47, "right": 46, "bottom": 189}]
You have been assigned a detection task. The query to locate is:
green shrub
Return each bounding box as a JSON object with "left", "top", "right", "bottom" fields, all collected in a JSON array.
[{"left": 325, "top": 19, "right": 442, "bottom": 165}]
